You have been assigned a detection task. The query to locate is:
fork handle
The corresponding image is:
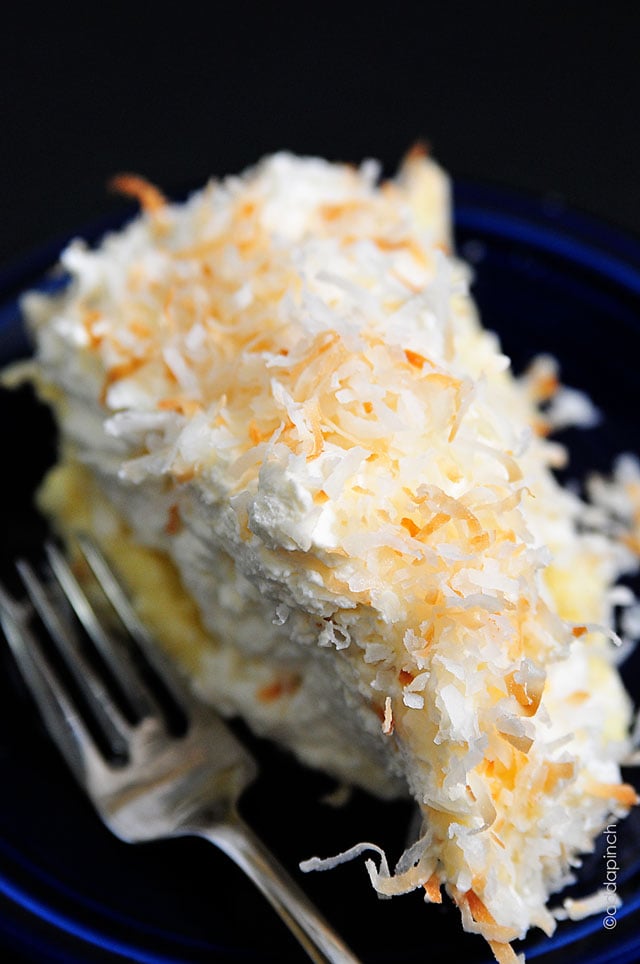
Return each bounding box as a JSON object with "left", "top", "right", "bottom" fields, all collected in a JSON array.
[{"left": 198, "top": 815, "right": 361, "bottom": 963}]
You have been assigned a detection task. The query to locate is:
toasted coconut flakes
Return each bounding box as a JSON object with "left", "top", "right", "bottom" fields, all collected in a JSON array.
[
  {"left": 488, "top": 941, "right": 525, "bottom": 964},
  {"left": 497, "top": 729, "right": 533, "bottom": 754},
  {"left": 23, "top": 149, "right": 640, "bottom": 964},
  {"left": 542, "top": 761, "right": 575, "bottom": 794},
  {"left": 451, "top": 888, "right": 521, "bottom": 945},
  {"left": 164, "top": 503, "right": 182, "bottom": 535},
  {"left": 256, "top": 672, "right": 302, "bottom": 703},
  {"left": 587, "top": 781, "right": 639, "bottom": 806},
  {"left": 100, "top": 357, "right": 147, "bottom": 405},
  {"left": 109, "top": 173, "right": 167, "bottom": 212},
  {"left": 505, "top": 662, "right": 545, "bottom": 717},
  {"left": 382, "top": 696, "right": 394, "bottom": 734},
  {"left": 552, "top": 888, "right": 621, "bottom": 921},
  {"left": 423, "top": 872, "right": 442, "bottom": 903}
]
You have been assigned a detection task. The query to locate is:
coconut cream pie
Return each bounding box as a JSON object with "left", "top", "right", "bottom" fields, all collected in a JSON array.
[{"left": 13, "top": 149, "right": 640, "bottom": 962}]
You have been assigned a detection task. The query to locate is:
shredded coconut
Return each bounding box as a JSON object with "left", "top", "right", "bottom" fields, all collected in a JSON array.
[{"left": 19, "top": 148, "right": 639, "bottom": 963}]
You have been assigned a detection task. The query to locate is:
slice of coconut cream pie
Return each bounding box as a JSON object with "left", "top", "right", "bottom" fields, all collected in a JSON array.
[{"left": 14, "top": 149, "right": 639, "bottom": 962}]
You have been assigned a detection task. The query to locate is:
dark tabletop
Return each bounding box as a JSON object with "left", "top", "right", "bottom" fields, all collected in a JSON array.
[{"left": 1, "top": 2, "right": 640, "bottom": 272}]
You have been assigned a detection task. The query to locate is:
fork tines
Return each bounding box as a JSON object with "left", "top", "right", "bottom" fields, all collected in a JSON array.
[
  {"left": 0, "top": 536, "right": 185, "bottom": 768},
  {"left": 0, "top": 538, "right": 364, "bottom": 964}
]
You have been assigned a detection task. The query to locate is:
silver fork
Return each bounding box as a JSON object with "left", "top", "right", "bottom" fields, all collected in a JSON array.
[{"left": 0, "top": 536, "right": 360, "bottom": 964}]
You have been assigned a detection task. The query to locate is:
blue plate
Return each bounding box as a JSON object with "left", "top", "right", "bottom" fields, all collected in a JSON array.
[{"left": 0, "top": 181, "right": 639, "bottom": 963}]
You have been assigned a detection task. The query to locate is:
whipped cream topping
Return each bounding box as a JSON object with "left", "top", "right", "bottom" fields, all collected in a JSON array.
[{"left": 22, "top": 149, "right": 639, "bottom": 962}]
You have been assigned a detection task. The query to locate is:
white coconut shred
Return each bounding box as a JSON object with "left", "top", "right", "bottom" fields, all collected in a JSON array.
[{"left": 16, "top": 148, "right": 640, "bottom": 963}]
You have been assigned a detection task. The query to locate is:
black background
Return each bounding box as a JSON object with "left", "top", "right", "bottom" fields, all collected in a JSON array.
[{"left": 2, "top": 2, "right": 640, "bottom": 272}]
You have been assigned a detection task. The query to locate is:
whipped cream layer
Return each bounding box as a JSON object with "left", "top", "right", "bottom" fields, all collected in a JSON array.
[{"left": 22, "top": 150, "right": 639, "bottom": 962}]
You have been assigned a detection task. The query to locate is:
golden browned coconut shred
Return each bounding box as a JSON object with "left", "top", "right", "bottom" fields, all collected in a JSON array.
[{"left": 7, "top": 147, "right": 640, "bottom": 963}]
